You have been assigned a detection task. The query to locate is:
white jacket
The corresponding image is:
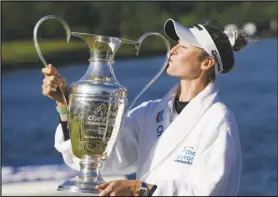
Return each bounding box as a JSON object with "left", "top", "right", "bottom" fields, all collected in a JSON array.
[{"left": 54, "top": 82, "right": 241, "bottom": 196}]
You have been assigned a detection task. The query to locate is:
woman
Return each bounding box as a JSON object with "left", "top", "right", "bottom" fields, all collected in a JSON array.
[{"left": 42, "top": 19, "right": 249, "bottom": 196}]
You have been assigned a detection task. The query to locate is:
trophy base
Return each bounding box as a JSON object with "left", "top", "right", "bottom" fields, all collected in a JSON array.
[{"left": 57, "top": 176, "right": 104, "bottom": 194}]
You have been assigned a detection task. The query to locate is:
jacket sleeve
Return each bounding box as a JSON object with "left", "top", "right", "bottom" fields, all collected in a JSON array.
[
  {"left": 151, "top": 116, "right": 241, "bottom": 196},
  {"left": 54, "top": 101, "right": 153, "bottom": 175},
  {"left": 54, "top": 124, "right": 80, "bottom": 171}
]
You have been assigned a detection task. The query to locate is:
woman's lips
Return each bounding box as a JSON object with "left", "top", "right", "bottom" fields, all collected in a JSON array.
[
  {"left": 168, "top": 59, "right": 173, "bottom": 64},
  {"left": 168, "top": 57, "right": 172, "bottom": 63}
]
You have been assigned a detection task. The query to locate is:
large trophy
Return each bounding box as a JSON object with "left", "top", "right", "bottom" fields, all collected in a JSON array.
[{"left": 33, "top": 15, "right": 170, "bottom": 194}]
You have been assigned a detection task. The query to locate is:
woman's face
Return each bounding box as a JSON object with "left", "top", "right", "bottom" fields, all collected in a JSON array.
[{"left": 166, "top": 40, "right": 205, "bottom": 80}]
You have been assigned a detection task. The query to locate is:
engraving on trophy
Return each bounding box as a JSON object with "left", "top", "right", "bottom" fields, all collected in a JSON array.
[{"left": 69, "top": 96, "right": 124, "bottom": 158}]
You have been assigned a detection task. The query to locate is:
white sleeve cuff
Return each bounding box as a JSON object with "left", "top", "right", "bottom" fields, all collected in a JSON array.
[
  {"left": 54, "top": 124, "right": 80, "bottom": 171},
  {"left": 54, "top": 124, "right": 72, "bottom": 154}
]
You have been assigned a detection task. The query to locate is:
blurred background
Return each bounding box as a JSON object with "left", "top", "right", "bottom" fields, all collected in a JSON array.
[{"left": 1, "top": 1, "right": 277, "bottom": 196}]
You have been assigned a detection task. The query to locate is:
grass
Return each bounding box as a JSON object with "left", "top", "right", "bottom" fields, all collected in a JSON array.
[
  {"left": 2, "top": 37, "right": 170, "bottom": 70},
  {"left": 2, "top": 39, "right": 87, "bottom": 64}
]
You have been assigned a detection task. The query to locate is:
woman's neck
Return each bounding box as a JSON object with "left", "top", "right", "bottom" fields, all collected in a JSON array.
[{"left": 178, "top": 78, "right": 210, "bottom": 102}]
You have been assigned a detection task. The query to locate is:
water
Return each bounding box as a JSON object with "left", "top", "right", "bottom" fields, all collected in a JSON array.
[{"left": 2, "top": 38, "right": 277, "bottom": 195}]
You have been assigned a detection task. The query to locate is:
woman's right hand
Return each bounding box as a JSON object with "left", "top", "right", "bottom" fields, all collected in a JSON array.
[{"left": 42, "top": 64, "right": 68, "bottom": 108}]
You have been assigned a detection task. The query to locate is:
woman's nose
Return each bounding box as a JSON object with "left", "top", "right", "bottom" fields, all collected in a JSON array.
[{"left": 170, "top": 44, "right": 179, "bottom": 54}]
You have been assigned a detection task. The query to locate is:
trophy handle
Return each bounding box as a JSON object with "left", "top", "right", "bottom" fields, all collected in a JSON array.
[
  {"left": 33, "top": 15, "right": 71, "bottom": 106},
  {"left": 125, "top": 32, "right": 171, "bottom": 113},
  {"left": 101, "top": 33, "right": 170, "bottom": 161}
]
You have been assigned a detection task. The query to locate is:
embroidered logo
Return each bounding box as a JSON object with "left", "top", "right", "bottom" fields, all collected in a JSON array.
[
  {"left": 157, "top": 125, "right": 163, "bottom": 138},
  {"left": 174, "top": 146, "right": 196, "bottom": 165},
  {"left": 156, "top": 110, "right": 164, "bottom": 123},
  {"left": 156, "top": 110, "right": 164, "bottom": 138}
]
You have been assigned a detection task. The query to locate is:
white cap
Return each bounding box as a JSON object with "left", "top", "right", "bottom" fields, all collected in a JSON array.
[{"left": 164, "top": 19, "right": 224, "bottom": 75}]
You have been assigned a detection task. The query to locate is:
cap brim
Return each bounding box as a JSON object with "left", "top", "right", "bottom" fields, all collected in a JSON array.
[{"left": 164, "top": 19, "right": 201, "bottom": 48}]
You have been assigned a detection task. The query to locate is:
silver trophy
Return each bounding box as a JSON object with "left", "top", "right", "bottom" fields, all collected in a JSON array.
[{"left": 33, "top": 15, "right": 170, "bottom": 194}]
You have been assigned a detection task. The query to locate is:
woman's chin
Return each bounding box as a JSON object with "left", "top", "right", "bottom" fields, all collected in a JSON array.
[{"left": 166, "top": 67, "right": 177, "bottom": 77}]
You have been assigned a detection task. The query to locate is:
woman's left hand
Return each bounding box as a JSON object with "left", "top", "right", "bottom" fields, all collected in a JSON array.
[{"left": 96, "top": 180, "right": 141, "bottom": 196}]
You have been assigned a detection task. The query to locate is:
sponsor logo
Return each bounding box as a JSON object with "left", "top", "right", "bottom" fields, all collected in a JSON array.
[
  {"left": 87, "top": 114, "right": 115, "bottom": 125},
  {"left": 156, "top": 110, "right": 164, "bottom": 138},
  {"left": 157, "top": 125, "right": 163, "bottom": 138},
  {"left": 174, "top": 146, "right": 196, "bottom": 165},
  {"left": 156, "top": 110, "right": 164, "bottom": 123}
]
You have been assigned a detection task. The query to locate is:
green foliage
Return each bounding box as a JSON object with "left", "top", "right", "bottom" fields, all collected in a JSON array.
[
  {"left": 2, "top": 39, "right": 86, "bottom": 64},
  {"left": 1, "top": 2, "right": 277, "bottom": 69},
  {"left": 2, "top": 2, "right": 277, "bottom": 41}
]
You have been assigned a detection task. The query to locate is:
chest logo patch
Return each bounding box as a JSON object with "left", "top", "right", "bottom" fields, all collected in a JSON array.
[
  {"left": 174, "top": 146, "right": 196, "bottom": 165},
  {"left": 156, "top": 110, "right": 164, "bottom": 123},
  {"left": 156, "top": 110, "right": 164, "bottom": 138}
]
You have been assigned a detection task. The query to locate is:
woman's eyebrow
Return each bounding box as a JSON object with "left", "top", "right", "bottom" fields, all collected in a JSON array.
[{"left": 180, "top": 42, "right": 188, "bottom": 47}]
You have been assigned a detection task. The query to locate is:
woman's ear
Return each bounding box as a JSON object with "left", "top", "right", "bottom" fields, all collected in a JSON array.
[{"left": 200, "top": 56, "right": 215, "bottom": 71}]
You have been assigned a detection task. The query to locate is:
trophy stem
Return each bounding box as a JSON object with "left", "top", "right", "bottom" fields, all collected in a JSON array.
[
  {"left": 57, "top": 155, "right": 104, "bottom": 193},
  {"left": 79, "top": 155, "right": 103, "bottom": 182}
]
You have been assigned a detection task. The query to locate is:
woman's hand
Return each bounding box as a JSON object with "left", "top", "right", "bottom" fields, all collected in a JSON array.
[
  {"left": 41, "top": 64, "right": 68, "bottom": 107},
  {"left": 96, "top": 180, "right": 141, "bottom": 196}
]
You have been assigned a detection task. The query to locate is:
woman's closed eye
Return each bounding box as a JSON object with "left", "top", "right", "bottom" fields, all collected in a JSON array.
[{"left": 179, "top": 43, "right": 188, "bottom": 49}]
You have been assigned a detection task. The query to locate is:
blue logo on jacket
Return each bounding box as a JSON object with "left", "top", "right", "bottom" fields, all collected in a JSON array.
[
  {"left": 175, "top": 146, "right": 196, "bottom": 165},
  {"left": 156, "top": 110, "right": 164, "bottom": 138},
  {"left": 156, "top": 110, "right": 164, "bottom": 123}
]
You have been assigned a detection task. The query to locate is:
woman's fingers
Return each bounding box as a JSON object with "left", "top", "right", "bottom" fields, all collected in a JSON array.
[
  {"left": 41, "top": 64, "right": 68, "bottom": 104},
  {"left": 49, "top": 64, "right": 59, "bottom": 75},
  {"left": 42, "top": 85, "right": 56, "bottom": 97},
  {"left": 43, "top": 77, "right": 60, "bottom": 87},
  {"left": 42, "top": 77, "right": 65, "bottom": 99},
  {"left": 42, "top": 64, "right": 60, "bottom": 76},
  {"left": 96, "top": 182, "right": 110, "bottom": 190},
  {"left": 43, "top": 75, "right": 66, "bottom": 89},
  {"left": 99, "top": 184, "right": 114, "bottom": 196}
]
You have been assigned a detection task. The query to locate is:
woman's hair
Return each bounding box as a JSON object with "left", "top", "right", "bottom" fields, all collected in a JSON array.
[{"left": 201, "top": 20, "right": 250, "bottom": 80}]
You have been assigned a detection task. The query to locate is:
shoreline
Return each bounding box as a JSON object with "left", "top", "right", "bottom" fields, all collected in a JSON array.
[
  {"left": 2, "top": 49, "right": 167, "bottom": 73},
  {"left": 3, "top": 36, "right": 277, "bottom": 73}
]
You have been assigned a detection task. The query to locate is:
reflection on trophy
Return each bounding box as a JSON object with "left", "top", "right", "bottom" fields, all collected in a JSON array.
[{"left": 33, "top": 15, "right": 170, "bottom": 193}]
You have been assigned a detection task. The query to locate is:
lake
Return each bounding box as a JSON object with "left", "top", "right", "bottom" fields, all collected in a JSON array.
[{"left": 2, "top": 38, "right": 277, "bottom": 195}]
